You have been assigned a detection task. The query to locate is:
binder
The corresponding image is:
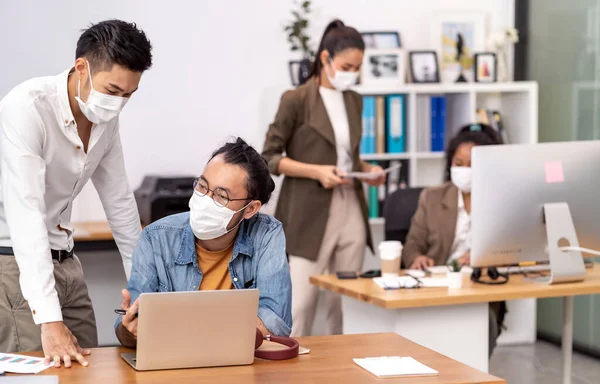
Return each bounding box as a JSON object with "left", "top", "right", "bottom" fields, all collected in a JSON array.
[
  {"left": 367, "top": 97, "right": 377, "bottom": 154},
  {"left": 430, "top": 97, "right": 439, "bottom": 151},
  {"left": 386, "top": 95, "right": 405, "bottom": 153},
  {"left": 360, "top": 97, "right": 369, "bottom": 154},
  {"left": 375, "top": 96, "right": 385, "bottom": 154},
  {"left": 361, "top": 97, "right": 376, "bottom": 154},
  {"left": 438, "top": 96, "right": 447, "bottom": 151},
  {"left": 368, "top": 186, "right": 379, "bottom": 218},
  {"left": 417, "top": 96, "right": 431, "bottom": 152}
]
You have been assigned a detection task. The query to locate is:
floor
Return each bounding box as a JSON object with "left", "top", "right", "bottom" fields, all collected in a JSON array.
[{"left": 490, "top": 341, "right": 600, "bottom": 384}]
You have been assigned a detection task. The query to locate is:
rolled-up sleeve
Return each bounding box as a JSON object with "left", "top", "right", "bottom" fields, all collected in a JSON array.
[
  {"left": 255, "top": 223, "right": 292, "bottom": 336},
  {"left": 261, "top": 90, "right": 298, "bottom": 176}
]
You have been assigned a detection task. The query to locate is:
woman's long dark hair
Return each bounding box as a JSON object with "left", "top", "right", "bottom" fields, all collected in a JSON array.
[
  {"left": 308, "top": 19, "right": 365, "bottom": 79},
  {"left": 444, "top": 123, "right": 502, "bottom": 181}
]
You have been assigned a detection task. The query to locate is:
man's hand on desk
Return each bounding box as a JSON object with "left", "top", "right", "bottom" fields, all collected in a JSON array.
[
  {"left": 41, "top": 321, "right": 90, "bottom": 368},
  {"left": 409, "top": 255, "right": 435, "bottom": 270},
  {"left": 121, "top": 289, "right": 139, "bottom": 337}
]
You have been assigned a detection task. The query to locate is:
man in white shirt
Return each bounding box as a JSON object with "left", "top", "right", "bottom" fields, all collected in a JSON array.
[{"left": 0, "top": 19, "right": 152, "bottom": 367}]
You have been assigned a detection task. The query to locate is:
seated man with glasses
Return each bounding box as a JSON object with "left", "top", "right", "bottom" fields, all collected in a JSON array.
[{"left": 114, "top": 138, "right": 292, "bottom": 347}]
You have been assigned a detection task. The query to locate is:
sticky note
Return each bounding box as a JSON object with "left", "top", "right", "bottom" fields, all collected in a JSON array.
[{"left": 545, "top": 161, "right": 564, "bottom": 183}]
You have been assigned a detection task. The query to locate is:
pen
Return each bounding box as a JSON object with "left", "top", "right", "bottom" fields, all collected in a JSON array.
[{"left": 114, "top": 309, "right": 138, "bottom": 317}]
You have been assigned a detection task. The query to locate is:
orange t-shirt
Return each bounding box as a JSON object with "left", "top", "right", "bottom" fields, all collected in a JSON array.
[{"left": 195, "top": 242, "right": 235, "bottom": 291}]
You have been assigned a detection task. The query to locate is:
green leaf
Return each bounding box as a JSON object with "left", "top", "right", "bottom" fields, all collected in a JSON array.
[
  {"left": 302, "top": 1, "right": 310, "bottom": 8},
  {"left": 291, "top": 46, "right": 299, "bottom": 51},
  {"left": 300, "top": 19, "right": 308, "bottom": 28}
]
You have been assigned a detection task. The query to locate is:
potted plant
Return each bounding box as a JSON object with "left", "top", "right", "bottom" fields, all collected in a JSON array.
[
  {"left": 447, "top": 259, "right": 463, "bottom": 289},
  {"left": 284, "top": 0, "right": 315, "bottom": 86}
]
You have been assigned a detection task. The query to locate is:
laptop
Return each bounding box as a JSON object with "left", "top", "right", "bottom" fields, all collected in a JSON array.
[{"left": 121, "top": 289, "right": 259, "bottom": 371}]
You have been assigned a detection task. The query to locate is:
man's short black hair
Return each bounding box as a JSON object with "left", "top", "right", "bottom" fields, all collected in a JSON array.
[
  {"left": 210, "top": 138, "right": 276, "bottom": 205},
  {"left": 76, "top": 19, "right": 153, "bottom": 72}
]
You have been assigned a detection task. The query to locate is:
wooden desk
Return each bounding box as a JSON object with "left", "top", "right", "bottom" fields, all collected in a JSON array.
[
  {"left": 310, "top": 267, "right": 600, "bottom": 384},
  {"left": 73, "top": 221, "right": 113, "bottom": 242},
  {"left": 310, "top": 267, "right": 600, "bottom": 309},
  {"left": 16, "top": 333, "right": 504, "bottom": 384}
]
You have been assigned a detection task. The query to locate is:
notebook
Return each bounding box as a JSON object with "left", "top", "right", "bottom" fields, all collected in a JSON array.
[{"left": 353, "top": 356, "right": 438, "bottom": 378}]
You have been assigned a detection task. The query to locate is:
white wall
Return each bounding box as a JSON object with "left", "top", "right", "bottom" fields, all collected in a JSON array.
[{"left": 0, "top": 0, "right": 515, "bottom": 221}]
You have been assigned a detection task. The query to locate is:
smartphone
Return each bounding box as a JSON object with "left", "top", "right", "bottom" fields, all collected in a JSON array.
[
  {"left": 336, "top": 271, "right": 358, "bottom": 279},
  {"left": 359, "top": 269, "right": 382, "bottom": 278}
]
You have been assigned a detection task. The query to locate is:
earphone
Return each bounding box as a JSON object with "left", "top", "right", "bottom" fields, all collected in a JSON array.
[{"left": 470, "top": 267, "right": 509, "bottom": 285}]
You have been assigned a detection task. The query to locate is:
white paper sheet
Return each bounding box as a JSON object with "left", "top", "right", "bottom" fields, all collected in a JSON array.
[
  {"left": 0, "top": 353, "right": 50, "bottom": 374},
  {"left": 354, "top": 356, "right": 438, "bottom": 378},
  {"left": 373, "top": 276, "right": 448, "bottom": 289},
  {"left": 344, "top": 163, "right": 402, "bottom": 180}
]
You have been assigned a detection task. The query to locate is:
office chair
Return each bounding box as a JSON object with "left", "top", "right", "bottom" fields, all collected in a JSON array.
[{"left": 382, "top": 187, "right": 423, "bottom": 267}]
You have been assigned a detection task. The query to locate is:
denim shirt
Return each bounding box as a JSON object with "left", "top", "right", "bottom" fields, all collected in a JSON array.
[{"left": 114, "top": 212, "right": 292, "bottom": 337}]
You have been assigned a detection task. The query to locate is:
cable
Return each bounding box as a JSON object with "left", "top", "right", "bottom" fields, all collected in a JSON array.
[{"left": 559, "top": 246, "right": 600, "bottom": 256}]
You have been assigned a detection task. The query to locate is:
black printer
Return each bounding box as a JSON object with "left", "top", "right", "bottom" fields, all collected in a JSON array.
[{"left": 134, "top": 176, "right": 196, "bottom": 226}]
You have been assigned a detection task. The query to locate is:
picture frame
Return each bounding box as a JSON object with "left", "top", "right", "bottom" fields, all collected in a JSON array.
[
  {"left": 288, "top": 60, "right": 300, "bottom": 86},
  {"left": 361, "top": 48, "right": 406, "bottom": 86},
  {"left": 361, "top": 31, "right": 402, "bottom": 49},
  {"left": 408, "top": 51, "right": 440, "bottom": 83},
  {"left": 474, "top": 52, "right": 497, "bottom": 82},
  {"left": 430, "top": 12, "right": 487, "bottom": 83}
]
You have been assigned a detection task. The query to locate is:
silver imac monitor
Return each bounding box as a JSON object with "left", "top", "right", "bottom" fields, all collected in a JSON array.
[{"left": 471, "top": 140, "right": 600, "bottom": 283}]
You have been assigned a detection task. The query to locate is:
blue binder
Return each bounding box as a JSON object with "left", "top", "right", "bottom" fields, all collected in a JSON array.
[
  {"left": 360, "top": 97, "right": 370, "bottom": 154},
  {"left": 437, "top": 96, "right": 447, "bottom": 152},
  {"left": 364, "top": 96, "right": 377, "bottom": 154},
  {"left": 431, "top": 97, "right": 439, "bottom": 151},
  {"left": 386, "top": 95, "right": 405, "bottom": 153}
]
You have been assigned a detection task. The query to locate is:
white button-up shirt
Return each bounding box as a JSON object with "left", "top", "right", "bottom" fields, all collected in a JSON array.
[
  {"left": 448, "top": 192, "right": 471, "bottom": 263},
  {"left": 0, "top": 69, "right": 142, "bottom": 324}
]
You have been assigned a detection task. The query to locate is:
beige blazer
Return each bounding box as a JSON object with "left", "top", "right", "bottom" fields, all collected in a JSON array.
[
  {"left": 402, "top": 182, "right": 460, "bottom": 268},
  {"left": 262, "top": 77, "right": 373, "bottom": 261}
]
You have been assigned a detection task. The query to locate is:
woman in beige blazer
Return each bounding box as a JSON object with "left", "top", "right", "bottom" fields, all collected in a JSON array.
[
  {"left": 402, "top": 123, "right": 506, "bottom": 357},
  {"left": 262, "top": 20, "right": 386, "bottom": 337}
]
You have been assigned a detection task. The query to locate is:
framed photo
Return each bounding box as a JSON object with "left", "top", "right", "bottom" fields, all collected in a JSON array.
[
  {"left": 288, "top": 61, "right": 300, "bottom": 86},
  {"left": 474, "top": 53, "right": 497, "bottom": 82},
  {"left": 361, "top": 49, "right": 406, "bottom": 86},
  {"left": 361, "top": 31, "right": 401, "bottom": 49},
  {"left": 430, "top": 12, "right": 486, "bottom": 83},
  {"left": 409, "top": 51, "right": 440, "bottom": 83}
]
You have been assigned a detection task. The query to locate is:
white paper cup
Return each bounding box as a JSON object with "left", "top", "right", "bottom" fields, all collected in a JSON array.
[
  {"left": 379, "top": 241, "right": 402, "bottom": 277},
  {"left": 447, "top": 271, "right": 464, "bottom": 289}
]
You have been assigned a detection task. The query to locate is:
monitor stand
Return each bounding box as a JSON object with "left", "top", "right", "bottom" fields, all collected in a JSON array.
[{"left": 544, "top": 202, "right": 586, "bottom": 284}]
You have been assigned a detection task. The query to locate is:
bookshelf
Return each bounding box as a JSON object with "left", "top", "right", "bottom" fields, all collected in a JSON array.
[{"left": 357, "top": 81, "right": 539, "bottom": 224}]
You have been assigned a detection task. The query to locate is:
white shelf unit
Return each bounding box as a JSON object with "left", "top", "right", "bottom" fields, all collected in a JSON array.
[{"left": 355, "top": 81, "right": 538, "bottom": 188}]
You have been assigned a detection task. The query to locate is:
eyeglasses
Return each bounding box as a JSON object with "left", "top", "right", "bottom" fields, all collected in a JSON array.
[
  {"left": 379, "top": 276, "right": 422, "bottom": 290},
  {"left": 193, "top": 177, "right": 250, "bottom": 208}
]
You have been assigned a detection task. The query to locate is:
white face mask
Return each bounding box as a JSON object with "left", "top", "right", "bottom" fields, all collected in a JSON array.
[
  {"left": 451, "top": 166, "right": 472, "bottom": 193},
  {"left": 75, "top": 60, "right": 128, "bottom": 124},
  {"left": 325, "top": 58, "right": 359, "bottom": 91},
  {"left": 189, "top": 192, "right": 251, "bottom": 240}
]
